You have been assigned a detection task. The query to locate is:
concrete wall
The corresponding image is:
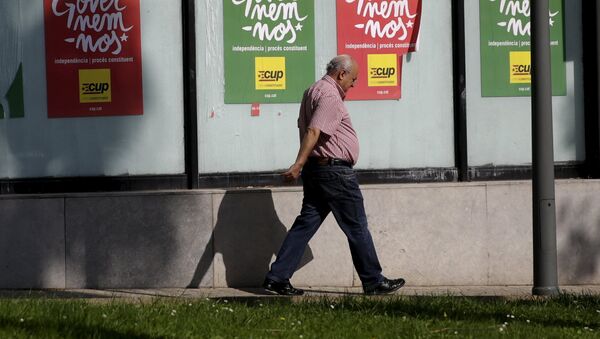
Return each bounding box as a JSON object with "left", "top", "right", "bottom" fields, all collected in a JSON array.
[{"left": 1, "top": 180, "right": 599, "bottom": 289}]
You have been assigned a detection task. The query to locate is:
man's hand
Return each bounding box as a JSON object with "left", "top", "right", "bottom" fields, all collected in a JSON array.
[
  {"left": 283, "top": 127, "right": 320, "bottom": 182},
  {"left": 282, "top": 163, "right": 302, "bottom": 182}
]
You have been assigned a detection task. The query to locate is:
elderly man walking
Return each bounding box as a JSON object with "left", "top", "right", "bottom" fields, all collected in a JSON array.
[{"left": 263, "top": 55, "right": 405, "bottom": 296}]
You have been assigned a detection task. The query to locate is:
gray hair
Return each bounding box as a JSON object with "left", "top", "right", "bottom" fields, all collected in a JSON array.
[{"left": 326, "top": 55, "right": 353, "bottom": 75}]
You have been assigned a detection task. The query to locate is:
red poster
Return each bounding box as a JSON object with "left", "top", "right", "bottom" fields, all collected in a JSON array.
[
  {"left": 336, "top": 0, "right": 422, "bottom": 100},
  {"left": 44, "top": 0, "right": 143, "bottom": 118}
]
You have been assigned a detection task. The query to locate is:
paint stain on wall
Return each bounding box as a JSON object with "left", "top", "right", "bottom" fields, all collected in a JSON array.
[{"left": 5, "top": 64, "right": 24, "bottom": 118}]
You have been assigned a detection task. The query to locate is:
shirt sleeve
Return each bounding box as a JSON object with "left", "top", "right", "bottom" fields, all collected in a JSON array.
[{"left": 308, "top": 94, "right": 343, "bottom": 137}]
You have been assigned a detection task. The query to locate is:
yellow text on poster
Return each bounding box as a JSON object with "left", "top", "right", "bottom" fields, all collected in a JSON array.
[
  {"left": 510, "top": 51, "right": 531, "bottom": 84},
  {"left": 79, "top": 69, "right": 112, "bottom": 103},
  {"left": 367, "top": 54, "right": 398, "bottom": 87},
  {"left": 255, "top": 57, "right": 286, "bottom": 90}
]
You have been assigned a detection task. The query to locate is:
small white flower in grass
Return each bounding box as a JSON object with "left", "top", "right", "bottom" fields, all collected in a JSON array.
[
  {"left": 454, "top": 331, "right": 458, "bottom": 335},
  {"left": 597, "top": 310, "right": 600, "bottom": 313},
  {"left": 223, "top": 300, "right": 229, "bottom": 303},
  {"left": 499, "top": 327, "right": 504, "bottom": 332},
  {"left": 503, "top": 322, "right": 508, "bottom": 326},
  {"left": 299, "top": 336, "right": 303, "bottom": 339},
  {"left": 297, "top": 320, "right": 301, "bottom": 325},
  {"left": 526, "top": 320, "right": 531, "bottom": 323},
  {"left": 330, "top": 304, "right": 335, "bottom": 309},
  {"left": 259, "top": 303, "right": 263, "bottom": 307},
  {"left": 102, "top": 314, "right": 107, "bottom": 318},
  {"left": 62, "top": 316, "right": 67, "bottom": 320},
  {"left": 19, "top": 318, "right": 24, "bottom": 323}
]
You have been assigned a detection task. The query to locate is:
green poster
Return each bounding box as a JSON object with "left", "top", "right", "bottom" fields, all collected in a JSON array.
[
  {"left": 223, "top": 0, "right": 315, "bottom": 104},
  {"left": 479, "top": 0, "right": 566, "bottom": 97}
]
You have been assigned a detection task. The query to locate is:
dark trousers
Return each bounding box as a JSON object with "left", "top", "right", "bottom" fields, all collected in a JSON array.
[{"left": 266, "top": 161, "right": 384, "bottom": 288}]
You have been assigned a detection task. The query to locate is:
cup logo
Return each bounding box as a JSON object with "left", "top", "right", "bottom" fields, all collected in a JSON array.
[
  {"left": 255, "top": 57, "right": 286, "bottom": 90},
  {"left": 367, "top": 54, "right": 398, "bottom": 87},
  {"left": 79, "top": 69, "right": 112, "bottom": 103},
  {"left": 509, "top": 51, "right": 531, "bottom": 84}
]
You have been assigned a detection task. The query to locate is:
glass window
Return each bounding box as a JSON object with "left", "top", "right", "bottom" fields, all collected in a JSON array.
[
  {"left": 0, "top": 0, "right": 185, "bottom": 179},
  {"left": 465, "top": 0, "right": 585, "bottom": 166},
  {"left": 197, "top": 1, "right": 455, "bottom": 173}
]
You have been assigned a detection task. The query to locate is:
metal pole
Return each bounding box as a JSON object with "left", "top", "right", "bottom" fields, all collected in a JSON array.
[{"left": 531, "top": 0, "right": 559, "bottom": 296}]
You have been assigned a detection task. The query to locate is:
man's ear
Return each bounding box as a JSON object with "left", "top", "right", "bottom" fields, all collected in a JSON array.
[{"left": 337, "top": 70, "right": 346, "bottom": 81}]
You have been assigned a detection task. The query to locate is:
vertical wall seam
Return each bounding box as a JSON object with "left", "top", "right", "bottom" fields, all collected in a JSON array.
[
  {"left": 210, "top": 193, "right": 217, "bottom": 288},
  {"left": 63, "top": 197, "right": 67, "bottom": 289},
  {"left": 485, "top": 184, "right": 490, "bottom": 285}
]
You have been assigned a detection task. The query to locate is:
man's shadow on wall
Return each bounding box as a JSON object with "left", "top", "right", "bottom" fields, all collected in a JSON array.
[{"left": 188, "top": 189, "right": 313, "bottom": 289}]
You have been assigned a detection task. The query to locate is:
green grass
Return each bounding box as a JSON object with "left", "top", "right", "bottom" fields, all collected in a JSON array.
[{"left": 0, "top": 294, "right": 599, "bottom": 338}]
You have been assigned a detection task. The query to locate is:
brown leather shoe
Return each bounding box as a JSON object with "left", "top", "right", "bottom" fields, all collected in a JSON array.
[
  {"left": 363, "top": 278, "right": 405, "bottom": 295},
  {"left": 263, "top": 278, "right": 304, "bottom": 296}
]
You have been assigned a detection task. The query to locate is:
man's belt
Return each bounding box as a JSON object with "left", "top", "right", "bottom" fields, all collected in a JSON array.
[{"left": 308, "top": 157, "right": 353, "bottom": 168}]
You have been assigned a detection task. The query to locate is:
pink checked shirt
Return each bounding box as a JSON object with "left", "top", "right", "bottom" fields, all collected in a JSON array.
[{"left": 298, "top": 75, "right": 359, "bottom": 165}]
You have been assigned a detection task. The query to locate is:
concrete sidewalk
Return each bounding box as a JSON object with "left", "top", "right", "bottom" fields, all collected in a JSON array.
[{"left": 2, "top": 286, "right": 600, "bottom": 302}]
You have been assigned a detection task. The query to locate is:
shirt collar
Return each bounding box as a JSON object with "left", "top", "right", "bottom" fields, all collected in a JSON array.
[{"left": 322, "top": 75, "right": 346, "bottom": 100}]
